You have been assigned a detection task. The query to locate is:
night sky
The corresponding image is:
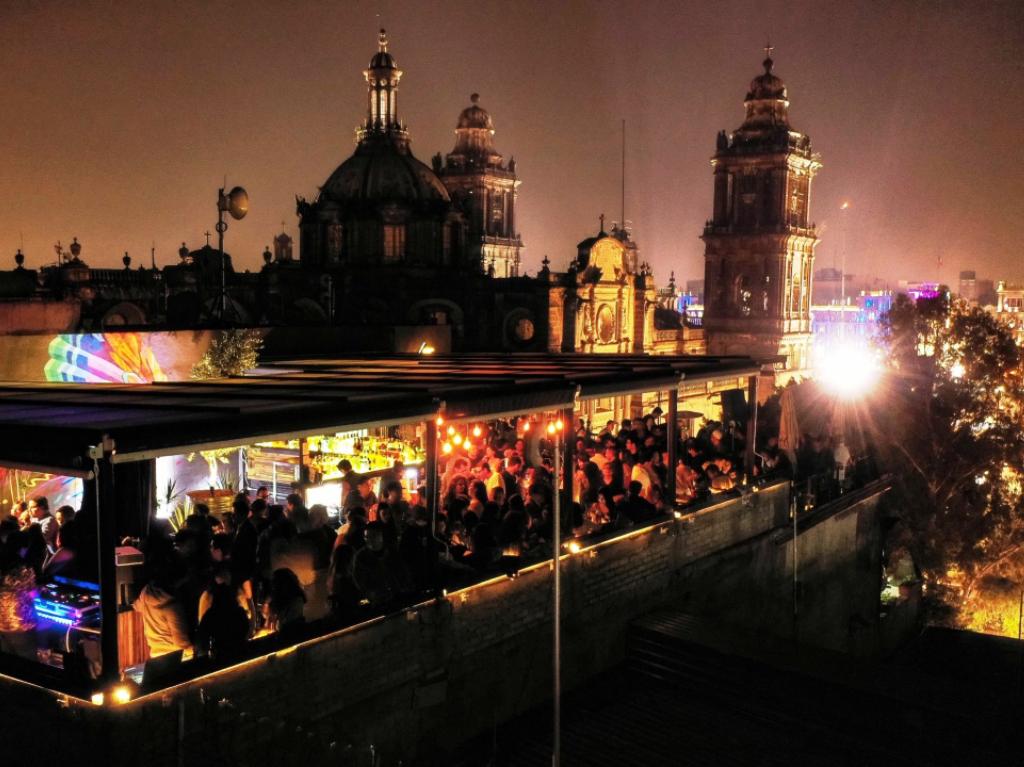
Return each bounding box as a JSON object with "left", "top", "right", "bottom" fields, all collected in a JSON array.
[{"left": 1, "top": 0, "right": 1021, "bottom": 286}]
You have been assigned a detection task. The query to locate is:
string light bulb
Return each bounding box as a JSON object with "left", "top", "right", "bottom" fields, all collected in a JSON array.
[
  {"left": 447, "top": 425, "right": 455, "bottom": 436},
  {"left": 523, "top": 420, "right": 531, "bottom": 432},
  {"left": 452, "top": 433, "right": 463, "bottom": 446},
  {"left": 547, "top": 421, "right": 556, "bottom": 435},
  {"left": 472, "top": 424, "right": 482, "bottom": 438},
  {"left": 442, "top": 442, "right": 453, "bottom": 455},
  {"left": 436, "top": 416, "right": 444, "bottom": 427}
]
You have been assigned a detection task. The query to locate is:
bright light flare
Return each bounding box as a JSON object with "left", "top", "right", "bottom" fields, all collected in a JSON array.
[
  {"left": 816, "top": 342, "right": 880, "bottom": 399},
  {"left": 441, "top": 442, "right": 452, "bottom": 455},
  {"left": 111, "top": 685, "right": 132, "bottom": 705},
  {"left": 950, "top": 361, "right": 966, "bottom": 380}
]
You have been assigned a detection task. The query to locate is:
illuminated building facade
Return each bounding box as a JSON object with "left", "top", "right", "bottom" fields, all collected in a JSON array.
[
  {"left": 701, "top": 50, "right": 821, "bottom": 382},
  {"left": 436, "top": 95, "right": 523, "bottom": 278},
  {"left": 0, "top": 31, "right": 695, "bottom": 360},
  {"left": 995, "top": 280, "right": 1024, "bottom": 345}
]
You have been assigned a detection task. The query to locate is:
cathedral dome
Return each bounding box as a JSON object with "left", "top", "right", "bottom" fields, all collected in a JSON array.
[
  {"left": 746, "top": 57, "right": 787, "bottom": 101},
  {"left": 457, "top": 94, "right": 494, "bottom": 131},
  {"left": 320, "top": 137, "right": 451, "bottom": 205}
]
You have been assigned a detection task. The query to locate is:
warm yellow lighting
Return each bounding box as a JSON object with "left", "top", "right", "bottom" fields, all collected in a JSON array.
[
  {"left": 556, "top": 419, "right": 564, "bottom": 432},
  {"left": 566, "top": 540, "right": 581, "bottom": 554},
  {"left": 111, "top": 685, "right": 132, "bottom": 705},
  {"left": 472, "top": 425, "right": 482, "bottom": 438},
  {"left": 463, "top": 440, "right": 473, "bottom": 450},
  {"left": 950, "top": 361, "right": 966, "bottom": 380},
  {"left": 447, "top": 425, "right": 455, "bottom": 436},
  {"left": 91, "top": 692, "right": 105, "bottom": 706},
  {"left": 522, "top": 421, "right": 531, "bottom": 432},
  {"left": 417, "top": 342, "right": 435, "bottom": 355},
  {"left": 436, "top": 416, "right": 444, "bottom": 427},
  {"left": 442, "top": 442, "right": 453, "bottom": 454},
  {"left": 547, "top": 422, "right": 556, "bottom": 435},
  {"left": 841, "top": 201, "right": 850, "bottom": 210},
  {"left": 452, "top": 433, "right": 463, "bottom": 446},
  {"left": 673, "top": 510, "right": 684, "bottom": 520}
]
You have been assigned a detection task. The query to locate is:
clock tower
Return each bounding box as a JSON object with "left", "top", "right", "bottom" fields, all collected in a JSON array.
[{"left": 701, "top": 49, "right": 821, "bottom": 381}]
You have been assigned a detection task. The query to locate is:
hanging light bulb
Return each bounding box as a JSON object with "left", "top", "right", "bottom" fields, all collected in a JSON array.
[
  {"left": 442, "top": 442, "right": 453, "bottom": 455},
  {"left": 436, "top": 416, "right": 444, "bottom": 427},
  {"left": 547, "top": 421, "right": 556, "bottom": 435},
  {"left": 523, "top": 420, "right": 531, "bottom": 432},
  {"left": 556, "top": 419, "right": 564, "bottom": 432},
  {"left": 472, "top": 424, "right": 482, "bottom": 438},
  {"left": 453, "top": 433, "right": 463, "bottom": 446}
]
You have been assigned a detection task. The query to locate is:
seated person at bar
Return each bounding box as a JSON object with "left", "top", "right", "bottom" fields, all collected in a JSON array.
[{"left": 134, "top": 560, "right": 193, "bottom": 658}]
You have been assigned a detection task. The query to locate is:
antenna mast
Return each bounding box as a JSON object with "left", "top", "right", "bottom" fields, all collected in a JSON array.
[{"left": 620, "top": 119, "right": 626, "bottom": 232}]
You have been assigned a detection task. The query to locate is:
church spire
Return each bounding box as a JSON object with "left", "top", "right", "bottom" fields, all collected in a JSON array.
[{"left": 359, "top": 28, "right": 406, "bottom": 144}]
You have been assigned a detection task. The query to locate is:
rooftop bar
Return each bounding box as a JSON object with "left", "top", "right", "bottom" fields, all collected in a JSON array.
[{"left": 0, "top": 353, "right": 765, "bottom": 702}]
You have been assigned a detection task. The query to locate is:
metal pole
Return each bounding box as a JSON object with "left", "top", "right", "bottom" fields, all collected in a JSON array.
[
  {"left": 96, "top": 453, "right": 119, "bottom": 683},
  {"left": 666, "top": 387, "right": 678, "bottom": 505},
  {"left": 744, "top": 373, "right": 759, "bottom": 480},
  {"left": 425, "top": 419, "right": 438, "bottom": 532},
  {"left": 792, "top": 489, "right": 799, "bottom": 645},
  {"left": 216, "top": 188, "right": 228, "bottom": 322},
  {"left": 552, "top": 422, "right": 562, "bottom": 767}
]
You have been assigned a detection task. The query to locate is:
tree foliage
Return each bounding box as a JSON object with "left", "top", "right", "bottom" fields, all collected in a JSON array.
[
  {"left": 190, "top": 329, "right": 263, "bottom": 380},
  {"left": 874, "top": 291, "right": 1024, "bottom": 622}
]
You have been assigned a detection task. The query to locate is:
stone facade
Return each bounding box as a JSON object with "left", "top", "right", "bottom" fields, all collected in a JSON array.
[
  {"left": 0, "top": 31, "right": 696, "bottom": 358},
  {"left": 702, "top": 51, "right": 821, "bottom": 382}
]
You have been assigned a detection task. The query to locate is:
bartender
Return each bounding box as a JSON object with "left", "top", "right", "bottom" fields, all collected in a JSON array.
[{"left": 336, "top": 459, "right": 356, "bottom": 509}]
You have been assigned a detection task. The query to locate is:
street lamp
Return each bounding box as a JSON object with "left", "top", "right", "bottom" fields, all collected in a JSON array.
[{"left": 215, "top": 185, "right": 248, "bottom": 322}]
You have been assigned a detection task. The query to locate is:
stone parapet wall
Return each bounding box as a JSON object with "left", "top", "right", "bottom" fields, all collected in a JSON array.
[{"left": 2, "top": 481, "right": 895, "bottom": 767}]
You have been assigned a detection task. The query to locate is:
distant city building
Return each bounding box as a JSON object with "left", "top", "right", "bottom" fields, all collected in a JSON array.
[
  {"left": 685, "top": 279, "right": 704, "bottom": 303},
  {"left": 894, "top": 281, "right": 943, "bottom": 301},
  {"left": 995, "top": 280, "right": 1024, "bottom": 345},
  {"left": 811, "top": 290, "right": 894, "bottom": 356},
  {"left": 701, "top": 50, "right": 821, "bottom": 382},
  {"left": 957, "top": 270, "right": 996, "bottom": 307}
]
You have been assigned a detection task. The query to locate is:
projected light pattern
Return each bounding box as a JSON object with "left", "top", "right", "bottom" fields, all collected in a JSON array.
[
  {"left": 44, "top": 333, "right": 168, "bottom": 384},
  {"left": 0, "top": 469, "right": 83, "bottom": 513}
]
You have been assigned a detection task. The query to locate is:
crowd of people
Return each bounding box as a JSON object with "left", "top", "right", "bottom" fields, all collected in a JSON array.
[{"left": 0, "top": 406, "right": 872, "bottom": 675}]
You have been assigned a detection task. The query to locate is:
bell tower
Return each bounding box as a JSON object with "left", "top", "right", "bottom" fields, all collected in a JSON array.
[
  {"left": 437, "top": 94, "right": 522, "bottom": 277},
  {"left": 357, "top": 28, "right": 407, "bottom": 145},
  {"left": 701, "top": 48, "right": 821, "bottom": 381}
]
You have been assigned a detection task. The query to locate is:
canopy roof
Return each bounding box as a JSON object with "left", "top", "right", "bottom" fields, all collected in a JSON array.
[{"left": 0, "top": 353, "right": 762, "bottom": 473}]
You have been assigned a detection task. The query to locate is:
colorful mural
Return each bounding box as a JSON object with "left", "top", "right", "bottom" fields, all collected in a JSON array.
[
  {"left": 44, "top": 333, "right": 169, "bottom": 383},
  {"left": 0, "top": 468, "right": 83, "bottom": 520}
]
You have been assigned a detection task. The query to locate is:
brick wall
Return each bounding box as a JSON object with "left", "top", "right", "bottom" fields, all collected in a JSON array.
[{"left": 3, "top": 481, "right": 891, "bottom": 767}]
